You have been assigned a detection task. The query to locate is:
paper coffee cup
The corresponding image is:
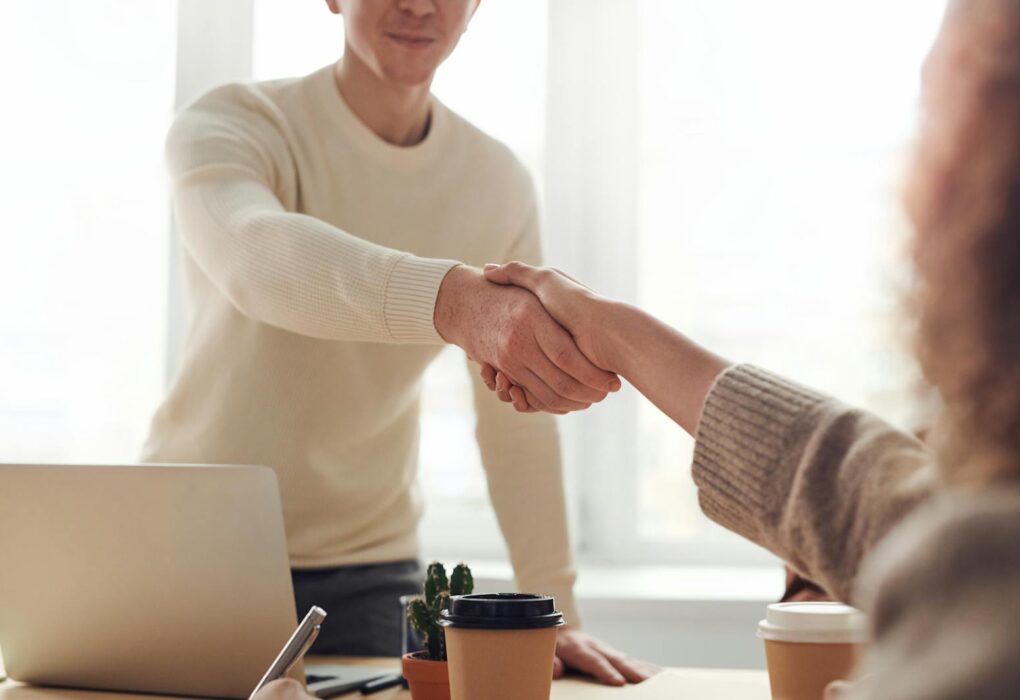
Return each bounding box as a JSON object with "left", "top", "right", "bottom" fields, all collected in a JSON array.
[
  {"left": 440, "top": 593, "right": 564, "bottom": 700},
  {"left": 758, "top": 602, "right": 868, "bottom": 700}
]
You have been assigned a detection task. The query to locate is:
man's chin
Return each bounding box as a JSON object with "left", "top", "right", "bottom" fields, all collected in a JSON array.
[
  {"left": 381, "top": 67, "right": 437, "bottom": 88},
  {"left": 374, "top": 56, "right": 440, "bottom": 88}
]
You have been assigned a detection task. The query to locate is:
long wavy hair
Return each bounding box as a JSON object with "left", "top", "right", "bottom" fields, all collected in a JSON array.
[{"left": 907, "top": 0, "right": 1020, "bottom": 484}]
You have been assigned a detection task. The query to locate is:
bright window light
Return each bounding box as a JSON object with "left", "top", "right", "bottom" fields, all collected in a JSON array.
[{"left": 0, "top": 3, "right": 175, "bottom": 462}]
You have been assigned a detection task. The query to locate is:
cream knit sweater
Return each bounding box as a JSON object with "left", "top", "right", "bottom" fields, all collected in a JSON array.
[
  {"left": 694, "top": 365, "right": 1020, "bottom": 698},
  {"left": 142, "top": 64, "right": 579, "bottom": 624}
]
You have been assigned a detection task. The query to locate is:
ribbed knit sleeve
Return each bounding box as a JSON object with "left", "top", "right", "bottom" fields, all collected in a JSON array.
[
  {"left": 167, "top": 83, "right": 460, "bottom": 344},
  {"left": 692, "top": 365, "right": 936, "bottom": 603}
]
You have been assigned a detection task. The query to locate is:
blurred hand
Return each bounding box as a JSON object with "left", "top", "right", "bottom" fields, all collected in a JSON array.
[
  {"left": 555, "top": 628, "right": 661, "bottom": 686},
  {"left": 479, "top": 262, "right": 619, "bottom": 412},
  {"left": 435, "top": 265, "right": 619, "bottom": 414},
  {"left": 251, "top": 679, "right": 315, "bottom": 700},
  {"left": 824, "top": 680, "right": 858, "bottom": 699}
]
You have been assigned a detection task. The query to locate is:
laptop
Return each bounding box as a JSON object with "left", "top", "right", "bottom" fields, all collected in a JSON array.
[{"left": 0, "top": 464, "right": 388, "bottom": 698}]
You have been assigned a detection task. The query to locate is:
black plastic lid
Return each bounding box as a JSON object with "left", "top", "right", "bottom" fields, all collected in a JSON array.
[{"left": 439, "top": 593, "right": 565, "bottom": 630}]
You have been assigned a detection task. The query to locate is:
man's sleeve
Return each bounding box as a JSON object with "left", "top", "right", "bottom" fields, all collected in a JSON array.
[
  {"left": 469, "top": 192, "right": 581, "bottom": 626},
  {"left": 167, "top": 84, "right": 460, "bottom": 344}
]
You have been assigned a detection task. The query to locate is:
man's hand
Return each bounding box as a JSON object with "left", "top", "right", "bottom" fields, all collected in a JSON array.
[
  {"left": 483, "top": 262, "right": 617, "bottom": 371},
  {"left": 435, "top": 265, "right": 620, "bottom": 414},
  {"left": 479, "top": 262, "right": 622, "bottom": 413},
  {"left": 555, "top": 627, "right": 661, "bottom": 686},
  {"left": 251, "top": 679, "right": 315, "bottom": 700}
]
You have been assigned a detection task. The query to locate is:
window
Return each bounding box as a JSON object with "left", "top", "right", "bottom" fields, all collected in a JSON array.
[
  {"left": 0, "top": 3, "right": 176, "bottom": 463},
  {"left": 627, "top": 0, "right": 947, "bottom": 557}
]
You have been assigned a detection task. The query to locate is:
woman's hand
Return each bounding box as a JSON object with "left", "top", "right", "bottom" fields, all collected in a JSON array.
[
  {"left": 824, "top": 680, "right": 859, "bottom": 699},
  {"left": 481, "top": 261, "right": 731, "bottom": 432},
  {"left": 251, "top": 679, "right": 315, "bottom": 700}
]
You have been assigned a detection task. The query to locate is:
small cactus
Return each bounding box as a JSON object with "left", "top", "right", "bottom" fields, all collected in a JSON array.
[{"left": 407, "top": 562, "right": 473, "bottom": 661}]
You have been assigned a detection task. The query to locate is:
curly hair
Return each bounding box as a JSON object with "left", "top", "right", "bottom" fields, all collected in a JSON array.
[{"left": 906, "top": 0, "right": 1020, "bottom": 484}]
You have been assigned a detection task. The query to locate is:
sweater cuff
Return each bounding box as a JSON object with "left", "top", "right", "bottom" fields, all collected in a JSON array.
[
  {"left": 692, "top": 364, "right": 827, "bottom": 542},
  {"left": 383, "top": 255, "right": 461, "bottom": 344}
]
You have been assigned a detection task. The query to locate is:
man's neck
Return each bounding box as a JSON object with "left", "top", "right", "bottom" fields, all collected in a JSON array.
[{"left": 333, "top": 54, "right": 433, "bottom": 147}]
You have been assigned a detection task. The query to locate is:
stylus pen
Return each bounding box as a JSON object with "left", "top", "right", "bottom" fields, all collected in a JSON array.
[
  {"left": 249, "top": 606, "right": 328, "bottom": 700},
  {"left": 360, "top": 674, "right": 404, "bottom": 694}
]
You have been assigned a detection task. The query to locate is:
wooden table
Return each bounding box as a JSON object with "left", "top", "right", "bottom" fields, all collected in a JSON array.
[{"left": 0, "top": 656, "right": 769, "bottom": 699}]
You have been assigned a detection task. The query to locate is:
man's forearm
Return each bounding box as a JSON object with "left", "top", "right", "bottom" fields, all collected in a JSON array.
[
  {"left": 175, "top": 176, "right": 460, "bottom": 344},
  {"left": 433, "top": 263, "right": 472, "bottom": 346}
]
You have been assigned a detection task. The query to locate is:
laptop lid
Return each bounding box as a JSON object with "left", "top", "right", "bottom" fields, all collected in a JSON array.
[{"left": 0, "top": 464, "right": 299, "bottom": 699}]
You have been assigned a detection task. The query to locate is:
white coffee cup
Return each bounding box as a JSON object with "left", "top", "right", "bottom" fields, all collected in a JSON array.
[{"left": 758, "top": 602, "right": 868, "bottom": 700}]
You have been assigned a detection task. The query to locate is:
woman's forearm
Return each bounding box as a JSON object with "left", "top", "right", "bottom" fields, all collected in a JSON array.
[{"left": 601, "top": 301, "right": 732, "bottom": 435}]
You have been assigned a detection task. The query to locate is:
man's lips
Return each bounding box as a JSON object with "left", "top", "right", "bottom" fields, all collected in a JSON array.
[{"left": 385, "top": 32, "right": 437, "bottom": 49}]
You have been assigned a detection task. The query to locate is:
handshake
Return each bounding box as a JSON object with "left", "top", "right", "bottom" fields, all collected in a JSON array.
[{"left": 434, "top": 262, "right": 624, "bottom": 415}]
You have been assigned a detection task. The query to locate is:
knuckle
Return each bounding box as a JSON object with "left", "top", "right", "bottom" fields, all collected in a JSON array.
[
  {"left": 551, "top": 345, "right": 574, "bottom": 369},
  {"left": 508, "top": 303, "right": 535, "bottom": 327},
  {"left": 553, "top": 375, "right": 576, "bottom": 397},
  {"left": 494, "top": 348, "right": 512, "bottom": 369},
  {"left": 502, "top": 323, "right": 526, "bottom": 347},
  {"left": 495, "top": 335, "right": 517, "bottom": 363}
]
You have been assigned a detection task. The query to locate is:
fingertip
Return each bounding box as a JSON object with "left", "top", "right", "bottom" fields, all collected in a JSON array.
[
  {"left": 609, "top": 377, "right": 622, "bottom": 392},
  {"left": 495, "top": 372, "right": 511, "bottom": 393},
  {"left": 483, "top": 264, "right": 507, "bottom": 282},
  {"left": 552, "top": 658, "right": 565, "bottom": 679}
]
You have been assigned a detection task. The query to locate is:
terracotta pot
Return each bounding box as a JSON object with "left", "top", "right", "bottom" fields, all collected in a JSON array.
[{"left": 401, "top": 651, "right": 451, "bottom": 700}]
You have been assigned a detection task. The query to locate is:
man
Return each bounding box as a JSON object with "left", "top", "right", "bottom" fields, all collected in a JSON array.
[{"left": 143, "top": 0, "right": 654, "bottom": 686}]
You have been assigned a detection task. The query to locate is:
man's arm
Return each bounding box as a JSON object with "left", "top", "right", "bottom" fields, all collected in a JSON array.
[
  {"left": 168, "top": 86, "right": 617, "bottom": 410},
  {"left": 169, "top": 85, "right": 458, "bottom": 345},
  {"left": 471, "top": 213, "right": 657, "bottom": 686},
  {"left": 468, "top": 363, "right": 578, "bottom": 621},
  {"left": 470, "top": 364, "right": 659, "bottom": 685},
  {"left": 467, "top": 197, "right": 579, "bottom": 624}
]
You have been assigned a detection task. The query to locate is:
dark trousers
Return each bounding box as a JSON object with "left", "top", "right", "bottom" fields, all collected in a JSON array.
[{"left": 291, "top": 560, "right": 423, "bottom": 657}]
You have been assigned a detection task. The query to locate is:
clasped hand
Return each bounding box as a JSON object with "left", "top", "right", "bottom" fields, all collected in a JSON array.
[
  {"left": 448, "top": 262, "right": 613, "bottom": 414},
  {"left": 434, "top": 265, "right": 618, "bottom": 414}
]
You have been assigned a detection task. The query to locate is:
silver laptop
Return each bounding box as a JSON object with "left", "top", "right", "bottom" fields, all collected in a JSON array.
[{"left": 0, "top": 464, "right": 388, "bottom": 698}]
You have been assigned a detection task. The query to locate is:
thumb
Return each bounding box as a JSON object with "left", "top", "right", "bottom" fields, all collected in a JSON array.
[
  {"left": 483, "top": 262, "right": 512, "bottom": 285},
  {"left": 483, "top": 261, "right": 538, "bottom": 290},
  {"left": 552, "top": 655, "right": 566, "bottom": 679}
]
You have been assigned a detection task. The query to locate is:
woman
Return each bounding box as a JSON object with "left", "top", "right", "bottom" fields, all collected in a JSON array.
[{"left": 481, "top": 0, "right": 1020, "bottom": 697}]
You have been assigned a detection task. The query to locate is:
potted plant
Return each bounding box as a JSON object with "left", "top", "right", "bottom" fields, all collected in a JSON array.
[{"left": 401, "top": 562, "right": 474, "bottom": 700}]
